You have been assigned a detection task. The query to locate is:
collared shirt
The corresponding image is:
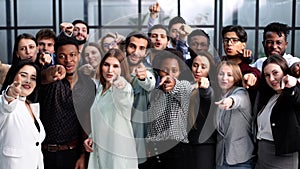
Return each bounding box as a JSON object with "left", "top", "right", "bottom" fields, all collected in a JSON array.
[
  {"left": 39, "top": 72, "right": 95, "bottom": 144},
  {"left": 257, "top": 94, "right": 280, "bottom": 141},
  {"left": 251, "top": 53, "right": 300, "bottom": 72},
  {"left": 146, "top": 79, "right": 194, "bottom": 143}
]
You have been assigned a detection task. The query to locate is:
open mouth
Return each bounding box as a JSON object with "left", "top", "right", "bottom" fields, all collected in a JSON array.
[
  {"left": 155, "top": 42, "right": 161, "bottom": 47},
  {"left": 22, "top": 84, "right": 31, "bottom": 89}
]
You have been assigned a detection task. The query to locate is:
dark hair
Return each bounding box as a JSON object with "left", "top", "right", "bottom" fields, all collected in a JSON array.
[
  {"left": 1, "top": 60, "right": 41, "bottom": 103},
  {"left": 72, "top": 19, "right": 89, "bottom": 34},
  {"left": 12, "top": 33, "right": 38, "bottom": 65},
  {"left": 221, "top": 25, "right": 247, "bottom": 42},
  {"left": 168, "top": 16, "right": 186, "bottom": 31},
  {"left": 187, "top": 29, "right": 210, "bottom": 47},
  {"left": 99, "top": 48, "right": 130, "bottom": 86},
  {"left": 35, "top": 29, "right": 56, "bottom": 42},
  {"left": 54, "top": 35, "right": 79, "bottom": 57},
  {"left": 263, "top": 22, "right": 290, "bottom": 42},
  {"left": 148, "top": 24, "right": 170, "bottom": 41},
  {"left": 125, "top": 31, "right": 151, "bottom": 49},
  {"left": 152, "top": 48, "right": 186, "bottom": 77},
  {"left": 257, "top": 54, "right": 290, "bottom": 112}
]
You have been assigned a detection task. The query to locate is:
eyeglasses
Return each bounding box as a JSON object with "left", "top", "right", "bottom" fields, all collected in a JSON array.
[
  {"left": 223, "top": 38, "right": 240, "bottom": 44},
  {"left": 103, "top": 41, "right": 117, "bottom": 49},
  {"left": 190, "top": 42, "right": 208, "bottom": 48}
]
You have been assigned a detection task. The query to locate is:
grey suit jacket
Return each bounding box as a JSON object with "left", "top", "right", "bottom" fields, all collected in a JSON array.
[{"left": 215, "top": 87, "right": 254, "bottom": 165}]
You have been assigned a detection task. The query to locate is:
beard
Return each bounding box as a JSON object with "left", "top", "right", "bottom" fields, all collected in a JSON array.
[
  {"left": 127, "top": 53, "right": 143, "bottom": 66},
  {"left": 66, "top": 72, "right": 74, "bottom": 76},
  {"left": 128, "top": 59, "right": 142, "bottom": 67},
  {"left": 170, "top": 37, "right": 177, "bottom": 46},
  {"left": 76, "top": 38, "right": 86, "bottom": 45}
]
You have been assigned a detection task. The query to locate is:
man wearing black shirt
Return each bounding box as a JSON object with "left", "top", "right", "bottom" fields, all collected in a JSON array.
[{"left": 39, "top": 36, "right": 95, "bottom": 169}]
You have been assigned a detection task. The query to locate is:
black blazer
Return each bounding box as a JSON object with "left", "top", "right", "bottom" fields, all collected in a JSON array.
[{"left": 270, "top": 83, "right": 300, "bottom": 155}]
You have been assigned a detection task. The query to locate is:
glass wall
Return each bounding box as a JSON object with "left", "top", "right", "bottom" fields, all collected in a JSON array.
[{"left": 0, "top": 0, "right": 299, "bottom": 63}]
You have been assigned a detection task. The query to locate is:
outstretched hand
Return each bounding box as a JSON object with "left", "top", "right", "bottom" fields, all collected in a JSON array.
[
  {"left": 237, "top": 49, "right": 252, "bottom": 58},
  {"left": 281, "top": 74, "right": 297, "bottom": 89},
  {"left": 39, "top": 52, "right": 52, "bottom": 66},
  {"left": 43, "top": 65, "right": 66, "bottom": 84},
  {"left": 159, "top": 75, "right": 175, "bottom": 92},
  {"left": 112, "top": 74, "right": 127, "bottom": 89},
  {"left": 215, "top": 97, "right": 233, "bottom": 110},
  {"left": 6, "top": 74, "right": 22, "bottom": 100},
  {"left": 177, "top": 24, "right": 192, "bottom": 41},
  {"left": 149, "top": 2, "right": 160, "bottom": 19},
  {"left": 134, "top": 62, "right": 147, "bottom": 80},
  {"left": 243, "top": 73, "right": 257, "bottom": 89}
]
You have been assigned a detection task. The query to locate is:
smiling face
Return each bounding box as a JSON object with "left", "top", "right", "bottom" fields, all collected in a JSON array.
[
  {"left": 84, "top": 45, "right": 102, "bottom": 68},
  {"left": 102, "top": 36, "right": 118, "bottom": 53},
  {"left": 263, "top": 63, "right": 284, "bottom": 92},
  {"left": 101, "top": 56, "right": 121, "bottom": 83},
  {"left": 15, "top": 65, "right": 37, "bottom": 97},
  {"left": 126, "top": 36, "right": 148, "bottom": 66},
  {"left": 16, "top": 38, "right": 38, "bottom": 62},
  {"left": 263, "top": 31, "right": 288, "bottom": 57},
  {"left": 73, "top": 23, "right": 89, "bottom": 41},
  {"left": 191, "top": 55, "right": 210, "bottom": 81}
]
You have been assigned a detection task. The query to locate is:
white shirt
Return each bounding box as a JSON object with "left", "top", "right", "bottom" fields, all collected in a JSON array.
[{"left": 251, "top": 53, "right": 300, "bottom": 72}]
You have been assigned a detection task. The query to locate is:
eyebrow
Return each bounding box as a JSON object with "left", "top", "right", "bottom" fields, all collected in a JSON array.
[{"left": 20, "top": 71, "right": 37, "bottom": 77}]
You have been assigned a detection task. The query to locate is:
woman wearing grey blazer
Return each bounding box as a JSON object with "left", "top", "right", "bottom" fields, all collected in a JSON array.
[{"left": 215, "top": 61, "right": 254, "bottom": 169}]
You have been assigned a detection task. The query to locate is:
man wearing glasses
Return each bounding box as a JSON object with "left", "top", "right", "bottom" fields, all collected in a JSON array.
[{"left": 221, "top": 25, "right": 261, "bottom": 107}]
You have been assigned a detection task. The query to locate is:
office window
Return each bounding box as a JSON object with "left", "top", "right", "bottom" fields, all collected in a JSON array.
[
  {"left": 62, "top": 0, "right": 84, "bottom": 22},
  {"left": 259, "top": 0, "right": 293, "bottom": 26},
  {"left": 18, "top": 0, "right": 53, "bottom": 26},
  {"left": 1, "top": 0, "right": 300, "bottom": 63}
]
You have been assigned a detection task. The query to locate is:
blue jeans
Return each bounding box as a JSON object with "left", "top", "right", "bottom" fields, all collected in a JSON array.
[{"left": 216, "top": 158, "right": 253, "bottom": 169}]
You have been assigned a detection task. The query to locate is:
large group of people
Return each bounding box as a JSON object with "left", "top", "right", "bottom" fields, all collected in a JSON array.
[{"left": 1, "top": 2, "right": 300, "bottom": 169}]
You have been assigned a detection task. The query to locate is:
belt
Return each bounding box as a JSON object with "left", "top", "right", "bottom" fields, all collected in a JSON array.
[{"left": 42, "top": 139, "right": 79, "bottom": 152}]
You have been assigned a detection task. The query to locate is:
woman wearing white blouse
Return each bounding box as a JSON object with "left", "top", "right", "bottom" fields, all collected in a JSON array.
[
  {"left": 83, "top": 49, "right": 138, "bottom": 169},
  {"left": 0, "top": 60, "right": 45, "bottom": 169}
]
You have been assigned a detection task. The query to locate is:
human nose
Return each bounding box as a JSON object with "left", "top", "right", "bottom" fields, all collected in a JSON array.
[
  {"left": 64, "top": 55, "right": 73, "bottom": 63},
  {"left": 23, "top": 76, "right": 31, "bottom": 84},
  {"left": 108, "top": 65, "right": 113, "bottom": 72},
  {"left": 196, "top": 66, "right": 202, "bottom": 73},
  {"left": 25, "top": 47, "right": 30, "bottom": 54},
  {"left": 269, "top": 74, "right": 275, "bottom": 81},
  {"left": 221, "top": 74, "right": 227, "bottom": 80}
]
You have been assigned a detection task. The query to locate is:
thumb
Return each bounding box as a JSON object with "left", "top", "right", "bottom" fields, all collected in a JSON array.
[
  {"left": 159, "top": 76, "right": 168, "bottom": 86},
  {"left": 243, "top": 74, "right": 249, "bottom": 81},
  {"left": 138, "top": 62, "right": 145, "bottom": 68},
  {"left": 215, "top": 99, "right": 223, "bottom": 105},
  {"left": 281, "top": 76, "right": 286, "bottom": 89},
  {"left": 115, "top": 32, "right": 119, "bottom": 40},
  {"left": 14, "top": 74, "right": 22, "bottom": 87}
]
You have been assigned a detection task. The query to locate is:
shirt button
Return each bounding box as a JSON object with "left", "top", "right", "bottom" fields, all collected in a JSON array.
[
  {"left": 36, "top": 142, "right": 39, "bottom": 146},
  {"left": 271, "top": 123, "right": 276, "bottom": 127}
]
